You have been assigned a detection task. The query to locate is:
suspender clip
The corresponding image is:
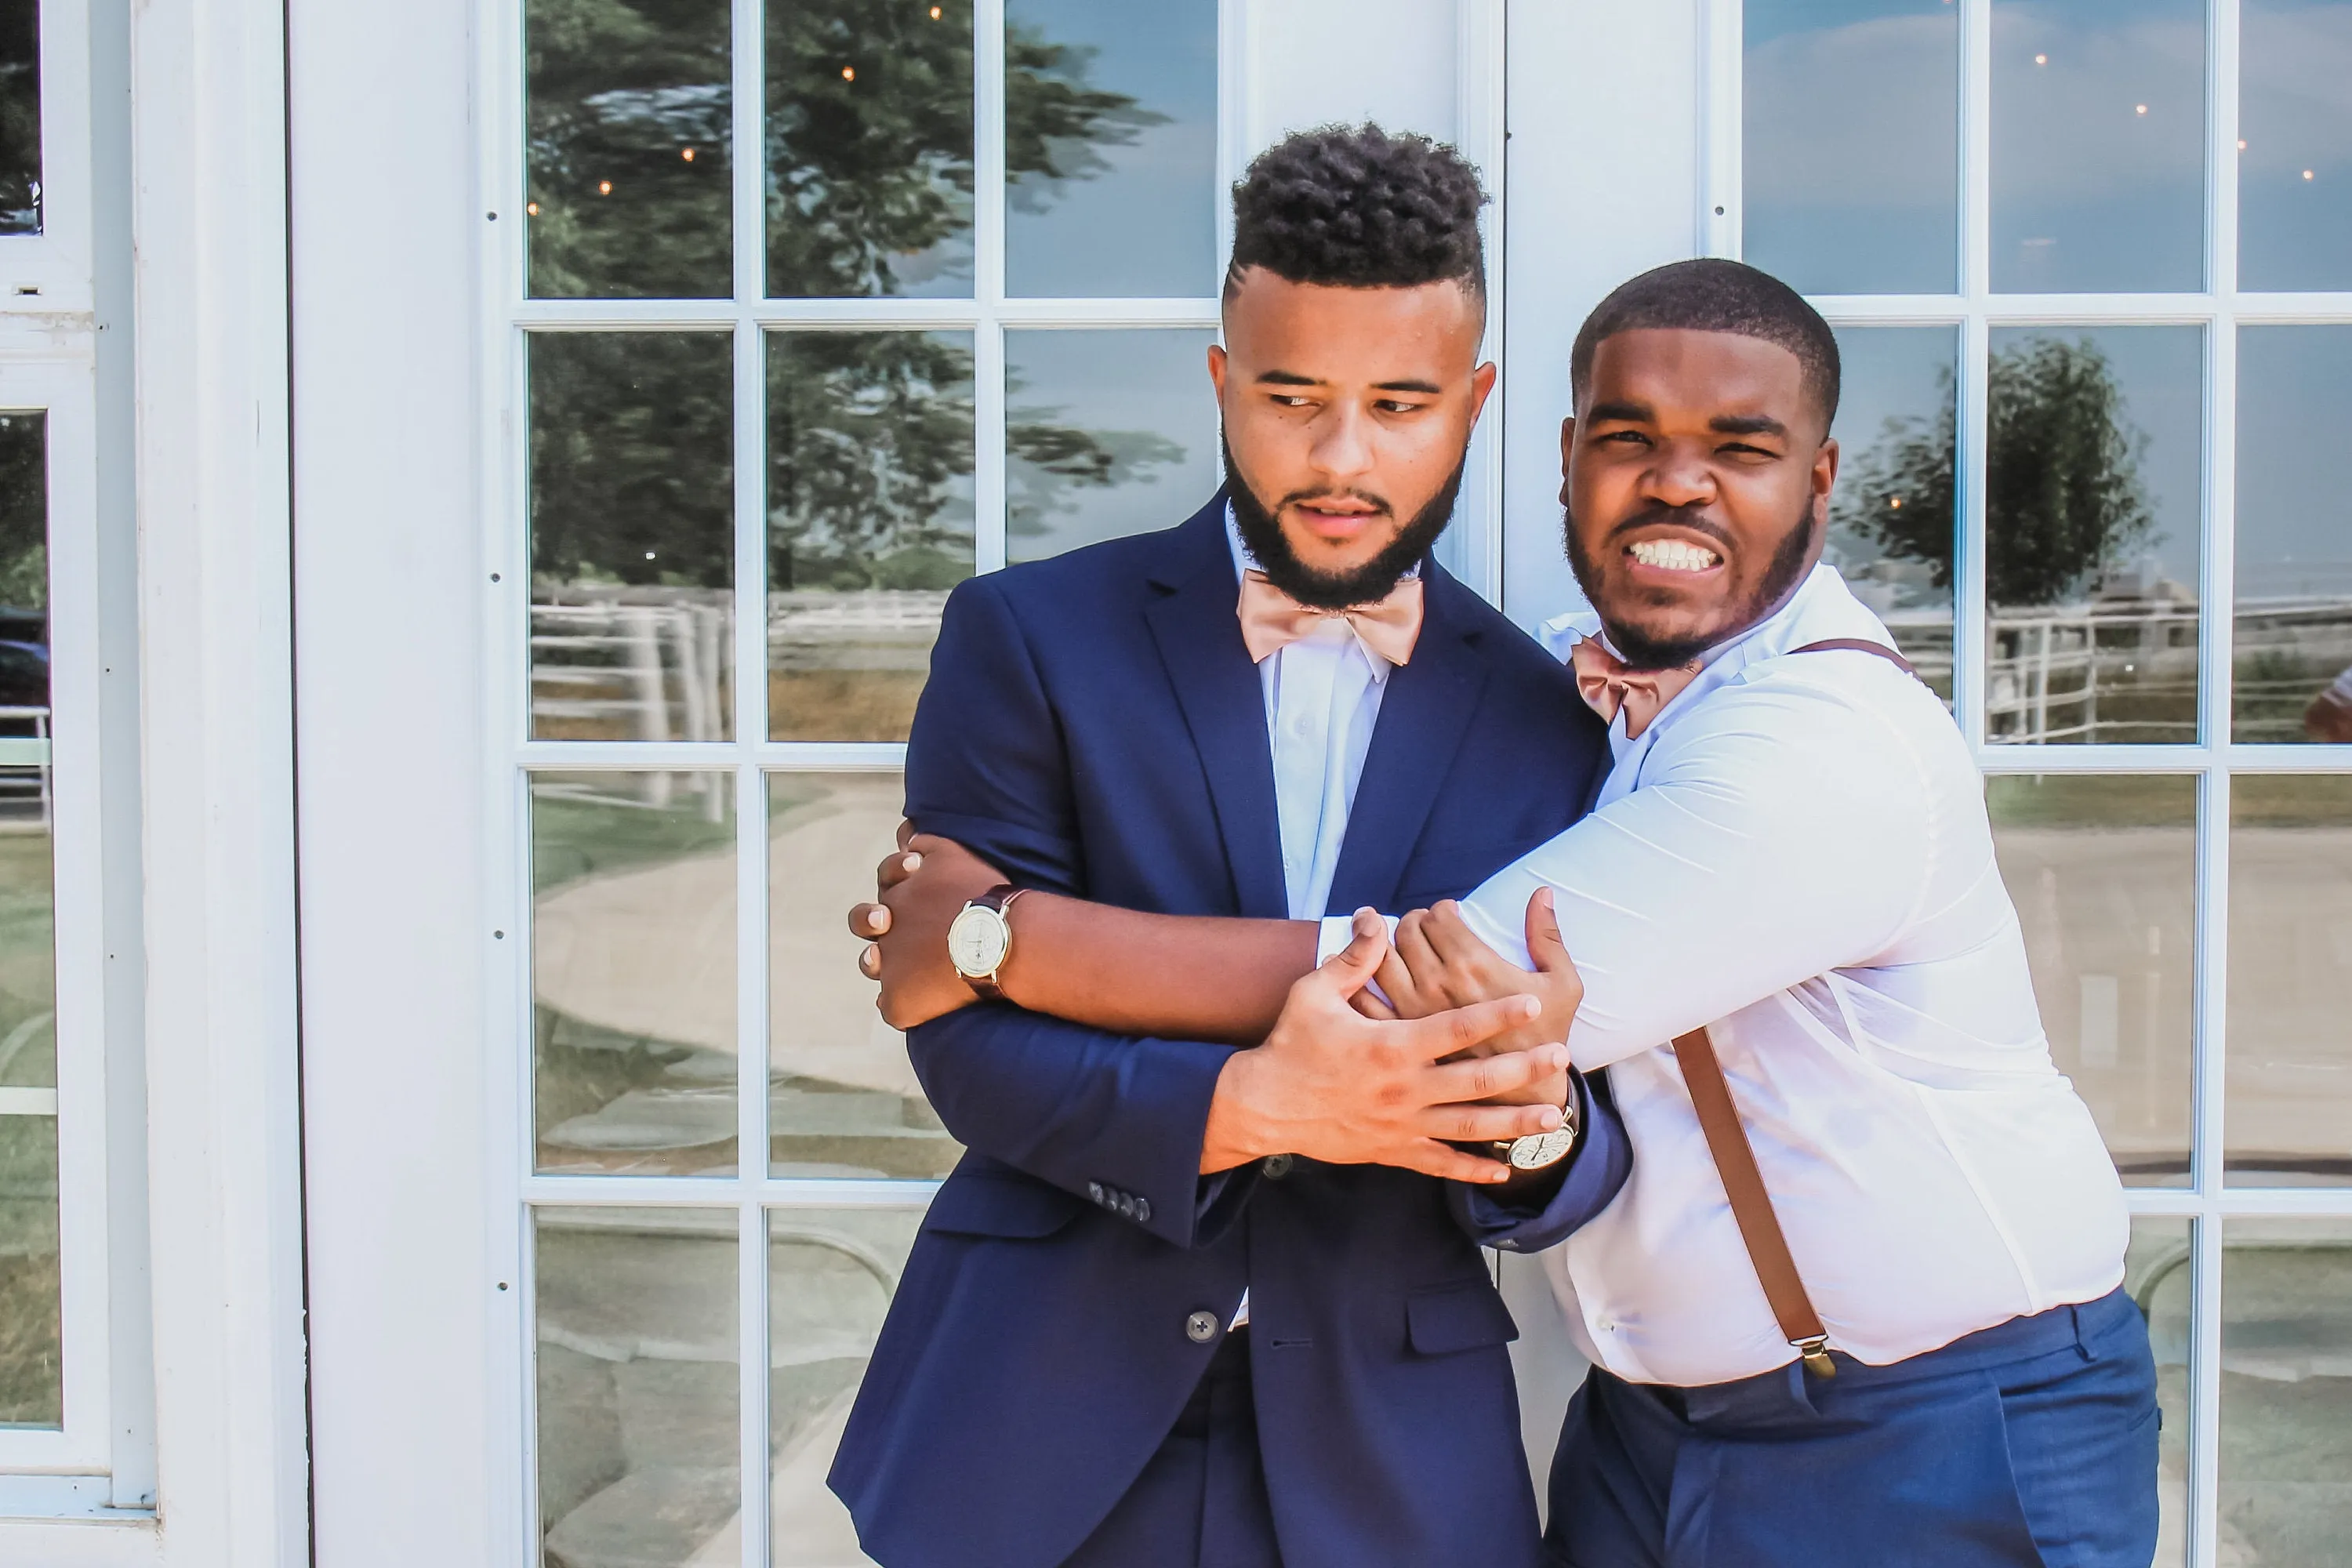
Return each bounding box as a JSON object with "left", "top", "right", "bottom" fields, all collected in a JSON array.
[{"left": 1796, "top": 1336, "right": 1837, "bottom": 1378}]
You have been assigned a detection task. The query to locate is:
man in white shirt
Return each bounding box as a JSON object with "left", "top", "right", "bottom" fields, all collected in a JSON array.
[{"left": 860, "top": 260, "right": 2159, "bottom": 1566}]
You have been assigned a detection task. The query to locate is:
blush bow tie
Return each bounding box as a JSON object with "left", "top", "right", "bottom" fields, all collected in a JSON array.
[
  {"left": 1236, "top": 570, "right": 1425, "bottom": 666},
  {"left": 1570, "top": 637, "right": 1701, "bottom": 739}
]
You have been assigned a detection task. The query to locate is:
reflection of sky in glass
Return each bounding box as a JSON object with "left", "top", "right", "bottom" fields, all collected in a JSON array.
[
  {"left": 1744, "top": 1, "right": 1960, "bottom": 295},
  {"left": 1005, "top": 328, "right": 1220, "bottom": 561},
  {"left": 1991, "top": 0, "right": 2205, "bottom": 292},
  {"left": 1005, "top": 0, "right": 1218, "bottom": 298},
  {"left": 2241, "top": 2, "right": 2352, "bottom": 291},
  {"left": 2234, "top": 327, "right": 2352, "bottom": 741}
]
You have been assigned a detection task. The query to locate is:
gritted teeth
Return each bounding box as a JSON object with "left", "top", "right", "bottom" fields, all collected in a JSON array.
[{"left": 1627, "top": 539, "right": 1722, "bottom": 572}]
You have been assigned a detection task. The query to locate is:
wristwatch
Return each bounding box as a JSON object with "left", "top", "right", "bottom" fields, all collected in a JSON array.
[
  {"left": 1481, "top": 1087, "right": 1580, "bottom": 1171},
  {"left": 946, "top": 884, "right": 1028, "bottom": 1001}
]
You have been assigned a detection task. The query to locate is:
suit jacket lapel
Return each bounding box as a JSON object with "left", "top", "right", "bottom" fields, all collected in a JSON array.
[
  {"left": 1142, "top": 497, "right": 1290, "bottom": 919},
  {"left": 1326, "top": 566, "right": 1490, "bottom": 915}
]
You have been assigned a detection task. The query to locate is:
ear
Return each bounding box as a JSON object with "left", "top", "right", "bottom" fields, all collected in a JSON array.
[
  {"left": 1557, "top": 415, "right": 1577, "bottom": 506},
  {"left": 1811, "top": 434, "right": 1840, "bottom": 524},
  {"left": 1208, "top": 342, "right": 1229, "bottom": 402}
]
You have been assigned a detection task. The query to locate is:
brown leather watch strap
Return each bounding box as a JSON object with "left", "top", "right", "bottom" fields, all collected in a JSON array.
[{"left": 1672, "top": 1027, "right": 1837, "bottom": 1377}]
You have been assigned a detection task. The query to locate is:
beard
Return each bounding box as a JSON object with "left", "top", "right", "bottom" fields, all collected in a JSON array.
[
  {"left": 1564, "top": 498, "right": 1820, "bottom": 670},
  {"left": 1225, "top": 431, "right": 1466, "bottom": 609}
]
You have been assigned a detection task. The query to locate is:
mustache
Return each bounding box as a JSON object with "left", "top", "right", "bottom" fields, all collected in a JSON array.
[{"left": 1606, "top": 503, "right": 1736, "bottom": 554}]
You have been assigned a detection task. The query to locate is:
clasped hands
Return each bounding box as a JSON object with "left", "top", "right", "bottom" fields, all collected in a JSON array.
[{"left": 848, "top": 826, "right": 1584, "bottom": 1187}]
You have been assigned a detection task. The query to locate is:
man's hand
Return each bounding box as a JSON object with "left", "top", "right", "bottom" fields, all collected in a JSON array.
[
  {"left": 1359, "top": 888, "right": 1583, "bottom": 1110},
  {"left": 1201, "top": 911, "right": 1576, "bottom": 1185},
  {"left": 848, "top": 823, "right": 1008, "bottom": 1029}
]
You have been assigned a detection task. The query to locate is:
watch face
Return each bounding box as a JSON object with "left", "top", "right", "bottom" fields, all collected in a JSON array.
[
  {"left": 1508, "top": 1127, "right": 1578, "bottom": 1170},
  {"left": 947, "top": 904, "right": 1011, "bottom": 978}
]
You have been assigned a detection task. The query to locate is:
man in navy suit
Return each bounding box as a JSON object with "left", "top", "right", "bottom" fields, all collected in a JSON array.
[{"left": 827, "top": 127, "right": 1628, "bottom": 1568}]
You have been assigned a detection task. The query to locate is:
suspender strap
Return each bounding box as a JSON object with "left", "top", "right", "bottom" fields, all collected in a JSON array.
[
  {"left": 1788, "top": 637, "right": 1918, "bottom": 677},
  {"left": 1658, "top": 637, "right": 1912, "bottom": 1378},
  {"left": 1672, "top": 1027, "right": 1837, "bottom": 1377}
]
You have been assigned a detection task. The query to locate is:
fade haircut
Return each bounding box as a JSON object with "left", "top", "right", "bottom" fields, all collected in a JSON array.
[
  {"left": 1569, "top": 258, "right": 1842, "bottom": 431},
  {"left": 1225, "top": 125, "right": 1487, "bottom": 312}
]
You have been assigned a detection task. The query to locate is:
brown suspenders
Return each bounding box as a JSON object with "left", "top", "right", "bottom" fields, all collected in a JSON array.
[{"left": 1666, "top": 636, "right": 1920, "bottom": 1380}]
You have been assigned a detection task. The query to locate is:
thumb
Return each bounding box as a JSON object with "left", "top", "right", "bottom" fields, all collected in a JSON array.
[
  {"left": 1526, "top": 885, "right": 1573, "bottom": 975},
  {"left": 1319, "top": 907, "right": 1391, "bottom": 985}
]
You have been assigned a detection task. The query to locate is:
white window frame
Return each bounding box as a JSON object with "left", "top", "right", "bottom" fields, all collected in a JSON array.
[
  {"left": 1701, "top": 4, "right": 2352, "bottom": 1565},
  {"left": 0, "top": 0, "right": 154, "bottom": 1519},
  {"left": 475, "top": 2, "right": 1254, "bottom": 1559}
]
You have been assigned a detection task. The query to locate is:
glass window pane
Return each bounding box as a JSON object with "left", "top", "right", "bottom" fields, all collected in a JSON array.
[
  {"left": 766, "top": 0, "right": 974, "bottom": 299},
  {"left": 1742, "top": 1, "right": 1959, "bottom": 296},
  {"left": 2234, "top": 326, "right": 2352, "bottom": 742},
  {"left": 2220, "top": 1220, "right": 2352, "bottom": 1562},
  {"left": 1985, "top": 327, "right": 2203, "bottom": 746},
  {"left": 1827, "top": 325, "right": 1958, "bottom": 700},
  {"left": 2240, "top": 2, "right": 2352, "bottom": 292},
  {"left": 2227, "top": 775, "right": 2352, "bottom": 1185},
  {"left": 525, "top": 0, "right": 731, "bottom": 299},
  {"left": 2126, "top": 1218, "right": 2194, "bottom": 1568},
  {"left": 1991, "top": 0, "right": 2205, "bottom": 293},
  {"left": 1005, "top": 328, "right": 1219, "bottom": 564},
  {"left": 767, "top": 1207, "right": 919, "bottom": 1563},
  {"left": 1987, "top": 775, "right": 2194, "bottom": 1185},
  {"left": 533, "top": 772, "right": 738, "bottom": 1176},
  {"left": 768, "top": 773, "right": 957, "bottom": 1179},
  {"left": 1004, "top": 0, "right": 1218, "bottom": 299},
  {"left": 767, "top": 331, "right": 973, "bottom": 743},
  {"left": 0, "top": 0, "right": 38, "bottom": 235},
  {"left": 535, "top": 1207, "right": 740, "bottom": 1566},
  {"left": 0, "top": 404, "right": 56, "bottom": 1429},
  {"left": 531, "top": 332, "right": 735, "bottom": 743}
]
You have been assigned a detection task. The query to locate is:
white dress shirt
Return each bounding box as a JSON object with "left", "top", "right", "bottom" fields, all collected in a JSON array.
[
  {"left": 1327, "top": 564, "right": 2128, "bottom": 1386},
  {"left": 1226, "top": 508, "right": 1399, "bottom": 1327}
]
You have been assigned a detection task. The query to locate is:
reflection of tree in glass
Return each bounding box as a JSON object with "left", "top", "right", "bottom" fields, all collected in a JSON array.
[
  {"left": 531, "top": 332, "right": 733, "bottom": 590},
  {"left": 764, "top": 0, "right": 1162, "bottom": 298},
  {"left": 0, "top": 0, "right": 37, "bottom": 236},
  {"left": 526, "top": 0, "right": 733, "bottom": 299},
  {"left": 0, "top": 414, "right": 43, "bottom": 612},
  {"left": 1840, "top": 337, "right": 2158, "bottom": 607},
  {"left": 770, "top": 332, "right": 972, "bottom": 591},
  {"left": 1007, "top": 410, "right": 1184, "bottom": 548}
]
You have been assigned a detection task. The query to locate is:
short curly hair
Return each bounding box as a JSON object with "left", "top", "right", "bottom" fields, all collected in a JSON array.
[
  {"left": 1570, "top": 259, "right": 1842, "bottom": 428},
  {"left": 1225, "top": 124, "right": 1488, "bottom": 308}
]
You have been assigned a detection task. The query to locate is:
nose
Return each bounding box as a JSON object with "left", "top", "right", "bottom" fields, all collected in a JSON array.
[
  {"left": 1643, "top": 437, "right": 1715, "bottom": 510},
  {"left": 1308, "top": 401, "right": 1375, "bottom": 485}
]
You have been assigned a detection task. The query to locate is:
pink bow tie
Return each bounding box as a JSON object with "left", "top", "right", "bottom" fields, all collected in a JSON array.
[
  {"left": 1236, "top": 570, "right": 1424, "bottom": 666},
  {"left": 1570, "top": 637, "right": 1701, "bottom": 739}
]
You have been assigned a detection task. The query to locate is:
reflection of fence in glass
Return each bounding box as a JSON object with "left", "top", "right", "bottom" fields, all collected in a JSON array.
[
  {"left": 2233, "top": 564, "right": 2352, "bottom": 742},
  {"left": 530, "top": 589, "right": 731, "bottom": 744}
]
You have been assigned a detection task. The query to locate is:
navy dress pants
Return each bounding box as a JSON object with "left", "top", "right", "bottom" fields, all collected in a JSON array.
[
  {"left": 1549, "top": 1287, "right": 2161, "bottom": 1568},
  {"left": 1059, "top": 1327, "right": 1283, "bottom": 1568}
]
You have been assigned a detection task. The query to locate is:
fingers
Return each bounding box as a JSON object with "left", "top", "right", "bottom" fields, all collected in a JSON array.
[
  {"left": 848, "top": 901, "right": 891, "bottom": 939},
  {"left": 1371, "top": 945, "right": 1422, "bottom": 1018},
  {"left": 858, "top": 945, "right": 882, "bottom": 980},
  {"left": 895, "top": 818, "right": 916, "bottom": 851},
  {"left": 1351, "top": 985, "right": 1399, "bottom": 1021},
  {"left": 1315, "top": 908, "right": 1391, "bottom": 987},
  {"left": 875, "top": 849, "right": 920, "bottom": 895},
  {"left": 1393, "top": 907, "right": 1443, "bottom": 990},
  {"left": 1422, "top": 899, "right": 1507, "bottom": 971},
  {"left": 1396, "top": 993, "right": 1540, "bottom": 1062},
  {"left": 1415, "top": 1098, "right": 1569, "bottom": 1145},
  {"left": 1423, "top": 1041, "right": 1572, "bottom": 1105},
  {"left": 1385, "top": 1139, "right": 1520, "bottom": 1186}
]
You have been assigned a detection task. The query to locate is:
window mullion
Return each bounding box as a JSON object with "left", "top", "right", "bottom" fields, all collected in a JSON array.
[{"left": 975, "top": 0, "right": 1007, "bottom": 574}]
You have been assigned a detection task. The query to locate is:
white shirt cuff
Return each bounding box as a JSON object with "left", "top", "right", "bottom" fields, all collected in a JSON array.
[{"left": 1316, "top": 913, "right": 1401, "bottom": 965}]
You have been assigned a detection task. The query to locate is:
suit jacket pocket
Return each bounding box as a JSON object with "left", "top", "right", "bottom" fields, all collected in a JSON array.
[
  {"left": 920, "top": 1172, "right": 1087, "bottom": 1239},
  {"left": 1406, "top": 1280, "right": 1521, "bottom": 1356}
]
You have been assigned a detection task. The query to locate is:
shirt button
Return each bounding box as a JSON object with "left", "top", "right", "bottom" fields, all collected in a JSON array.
[
  {"left": 1186, "top": 1310, "right": 1221, "bottom": 1344},
  {"left": 1261, "top": 1154, "right": 1294, "bottom": 1180}
]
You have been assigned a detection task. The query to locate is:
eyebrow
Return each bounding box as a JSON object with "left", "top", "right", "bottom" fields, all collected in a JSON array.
[
  {"left": 1710, "top": 413, "right": 1789, "bottom": 438},
  {"left": 1256, "top": 370, "right": 1320, "bottom": 386},
  {"left": 1254, "top": 371, "right": 1445, "bottom": 395},
  {"left": 1582, "top": 399, "right": 1653, "bottom": 425}
]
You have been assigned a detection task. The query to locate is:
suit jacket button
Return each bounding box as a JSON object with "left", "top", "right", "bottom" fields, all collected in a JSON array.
[
  {"left": 1118, "top": 1195, "right": 1138, "bottom": 1219},
  {"left": 1133, "top": 1196, "right": 1152, "bottom": 1223},
  {"left": 1185, "top": 1310, "right": 1220, "bottom": 1344},
  {"left": 1087, "top": 1181, "right": 1105, "bottom": 1205},
  {"left": 1261, "top": 1154, "right": 1293, "bottom": 1180}
]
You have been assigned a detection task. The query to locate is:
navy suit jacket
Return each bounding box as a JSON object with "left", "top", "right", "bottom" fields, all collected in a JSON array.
[{"left": 829, "top": 495, "right": 1629, "bottom": 1568}]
